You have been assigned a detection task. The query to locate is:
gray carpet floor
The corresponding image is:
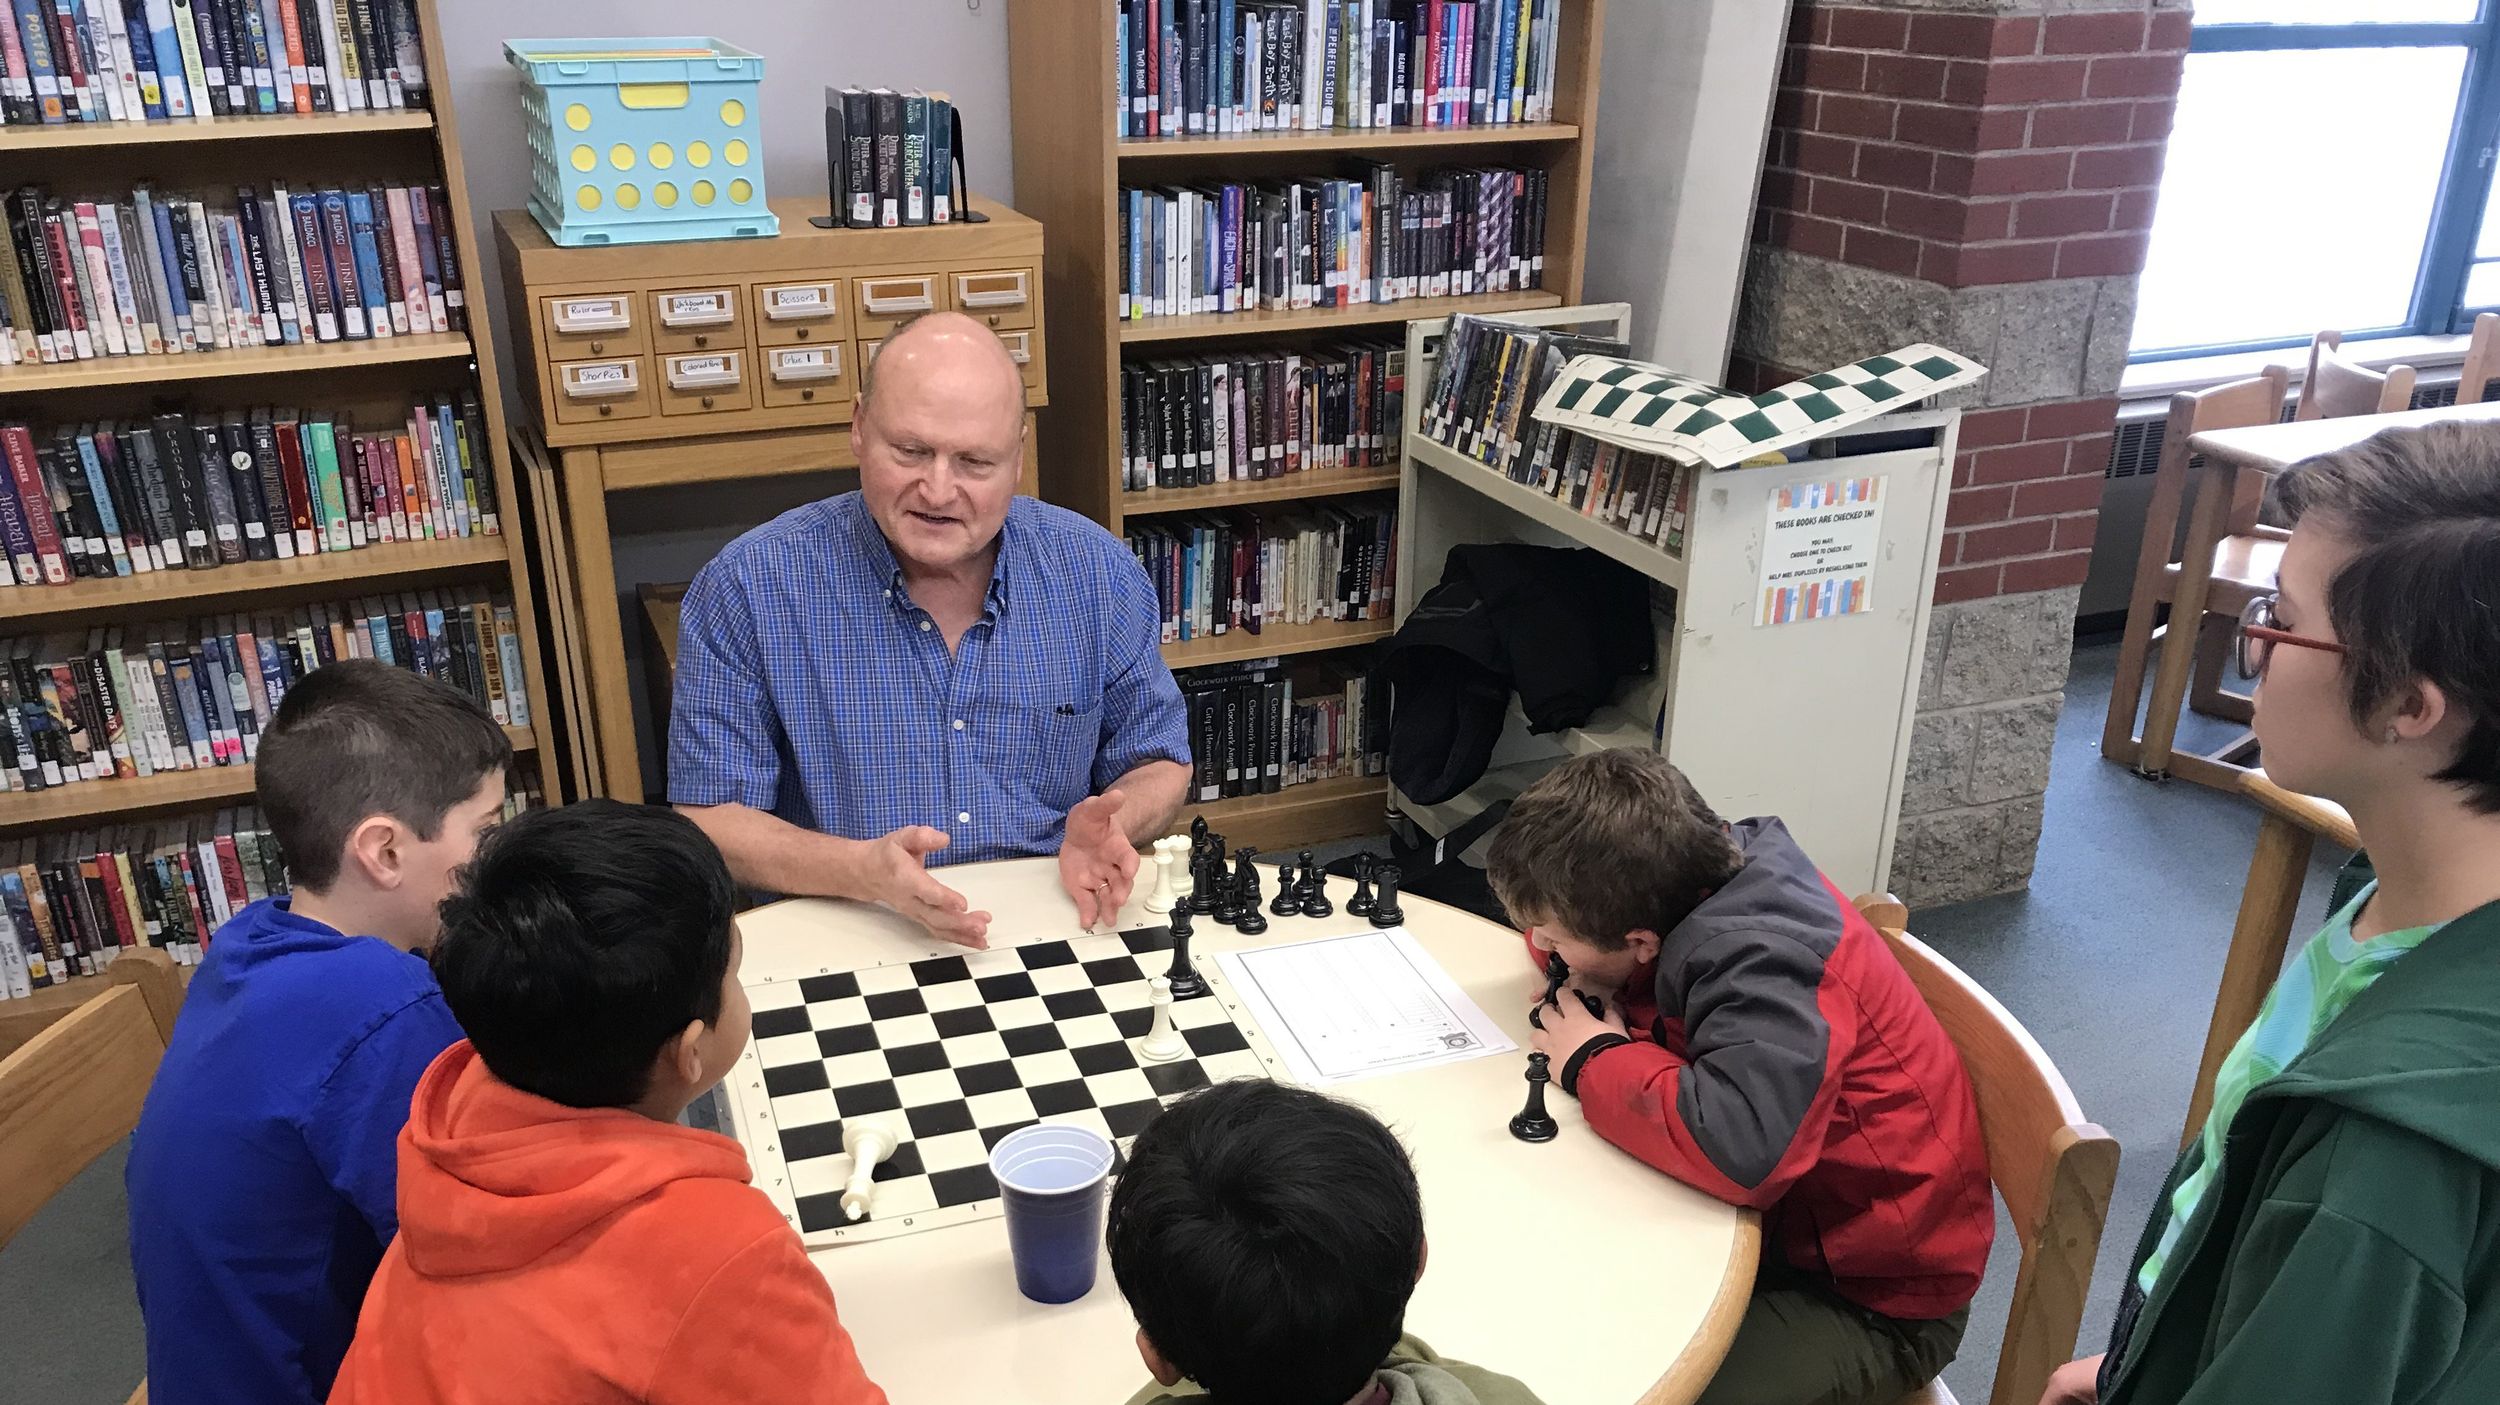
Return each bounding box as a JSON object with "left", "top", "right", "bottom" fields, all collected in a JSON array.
[{"left": 0, "top": 642, "right": 2346, "bottom": 1405}]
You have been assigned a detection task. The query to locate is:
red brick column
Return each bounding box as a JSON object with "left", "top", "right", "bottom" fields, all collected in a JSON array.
[{"left": 1731, "top": 0, "right": 2191, "bottom": 903}]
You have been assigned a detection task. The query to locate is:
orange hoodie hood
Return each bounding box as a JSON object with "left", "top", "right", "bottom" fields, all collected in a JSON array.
[
  {"left": 332, "top": 1042, "right": 888, "bottom": 1405},
  {"left": 393, "top": 1040, "right": 754, "bottom": 1278}
]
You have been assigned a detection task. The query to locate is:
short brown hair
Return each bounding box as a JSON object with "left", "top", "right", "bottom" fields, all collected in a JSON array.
[
  {"left": 2269, "top": 420, "right": 2500, "bottom": 811},
  {"left": 256, "top": 661, "right": 513, "bottom": 890},
  {"left": 1485, "top": 750, "right": 1744, "bottom": 949}
]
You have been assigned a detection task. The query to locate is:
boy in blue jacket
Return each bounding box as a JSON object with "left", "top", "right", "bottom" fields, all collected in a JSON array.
[{"left": 126, "top": 661, "right": 513, "bottom": 1405}]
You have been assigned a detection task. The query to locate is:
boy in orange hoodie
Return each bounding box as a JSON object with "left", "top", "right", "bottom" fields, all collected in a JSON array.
[{"left": 328, "top": 800, "right": 887, "bottom": 1405}]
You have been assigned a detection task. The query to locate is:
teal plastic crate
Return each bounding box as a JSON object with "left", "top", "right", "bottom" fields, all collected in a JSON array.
[{"left": 507, "top": 38, "right": 780, "bottom": 247}]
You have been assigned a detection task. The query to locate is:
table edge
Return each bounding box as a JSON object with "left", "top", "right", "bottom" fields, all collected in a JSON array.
[{"left": 1638, "top": 1210, "right": 1762, "bottom": 1405}]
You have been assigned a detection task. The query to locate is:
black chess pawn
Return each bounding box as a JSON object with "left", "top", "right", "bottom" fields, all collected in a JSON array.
[
  {"left": 1298, "top": 864, "right": 1334, "bottom": 918},
  {"left": 1269, "top": 859, "right": 1302, "bottom": 917},
  {"left": 1166, "top": 903, "right": 1208, "bottom": 1000},
  {"left": 1509, "top": 1052, "right": 1560, "bottom": 1143},
  {"left": 1209, "top": 850, "right": 1243, "bottom": 926},
  {"left": 1347, "top": 857, "right": 1377, "bottom": 917},
  {"left": 1368, "top": 863, "right": 1405, "bottom": 927}
]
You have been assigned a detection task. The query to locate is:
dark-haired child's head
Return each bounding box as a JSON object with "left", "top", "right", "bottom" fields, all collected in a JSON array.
[
  {"left": 1106, "top": 1081, "right": 1425, "bottom": 1405},
  {"left": 2261, "top": 421, "right": 2500, "bottom": 814},
  {"left": 1485, "top": 749, "right": 1743, "bottom": 989},
  {"left": 432, "top": 800, "right": 748, "bottom": 1118},
  {"left": 255, "top": 660, "right": 512, "bottom": 950}
]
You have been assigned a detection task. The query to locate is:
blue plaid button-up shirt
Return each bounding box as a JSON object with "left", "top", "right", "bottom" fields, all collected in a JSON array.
[{"left": 667, "top": 492, "right": 1189, "bottom": 864}]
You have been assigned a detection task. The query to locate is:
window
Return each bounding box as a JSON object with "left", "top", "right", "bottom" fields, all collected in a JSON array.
[{"left": 2131, "top": 2, "right": 2500, "bottom": 360}]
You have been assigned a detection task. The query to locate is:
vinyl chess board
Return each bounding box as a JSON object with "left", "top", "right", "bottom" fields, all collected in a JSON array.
[{"left": 726, "top": 925, "right": 1283, "bottom": 1246}]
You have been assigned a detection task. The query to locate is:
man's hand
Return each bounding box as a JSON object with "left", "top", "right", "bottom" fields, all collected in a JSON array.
[
  {"left": 2039, "top": 1356, "right": 2103, "bottom": 1405},
  {"left": 864, "top": 826, "right": 991, "bottom": 948},
  {"left": 1060, "top": 792, "right": 1142, "bottom": 930},
  {"left": 1527, "top": 982, "right": 1628, "bottom": 1068}
]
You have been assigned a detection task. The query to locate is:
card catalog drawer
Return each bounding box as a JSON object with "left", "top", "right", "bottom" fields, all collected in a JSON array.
[
  {"left": 550, "top": 356, "right": 653, "bottom": 425},
  {"left": 650, "top": 286, "right": 744, "bottom": 354},
  {"left": 658, "top": 350, "right": 753, "bottom": 416},
  {"left": 540, "top": 293, "right": 645, "bottom": 358},
  {"left": 753, "top": 279, "right": 848, "bottom": 347},
  {"left": 854, "top": 274, "right": 940, "bottom": 339},
  {"left": 952, "top": 268, "right": 1036, "bottom": 330},
  {"left": 760, "top": 343, "right": 852, "bottom": 409}
]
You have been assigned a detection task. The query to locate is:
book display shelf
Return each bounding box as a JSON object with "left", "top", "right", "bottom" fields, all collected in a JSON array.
[
  {"left": 1006, "top": 0, "right": 1606, "bottom": 852},
  {"left": 0, "top": 0, "right": 551, "bottom": 1047}
]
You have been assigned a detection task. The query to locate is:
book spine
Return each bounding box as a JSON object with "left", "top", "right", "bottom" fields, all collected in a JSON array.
[
  {"left": 424, "top": 184, "right": 460, "bottom": 330},
  {"left": 383, "top": 184, "right": 424, "bottom": 333},
  {"left": 342, "top": 188, "right": 387, "bottom": 336},
  {"left": 315, "top": 189, "right": 362, "bottom": 336},
  {"left": 233, "top": 190, "right": 280, "bottom": 342},
  {"left": 285, "top": 191, "right": 335, "bottom": 340},
  {"left": 305, "top": 413, "right": 346, "bottom": 549},
  {"left": 402, "top": 179, "right": 444, "bottom": 329}
]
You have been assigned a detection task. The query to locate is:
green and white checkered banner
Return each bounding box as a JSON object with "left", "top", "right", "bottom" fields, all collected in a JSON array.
[{"left": 1531, "top": 344, "right": 1988, "bottom": 470}]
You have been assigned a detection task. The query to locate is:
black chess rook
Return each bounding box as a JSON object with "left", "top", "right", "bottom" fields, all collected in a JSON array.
[
  {"left": 1509, "top": 1052, "right": 1559, "bottom": 1143},
  {"left": 1368, "top": 864, "right": 1405, "bottom": 928}
]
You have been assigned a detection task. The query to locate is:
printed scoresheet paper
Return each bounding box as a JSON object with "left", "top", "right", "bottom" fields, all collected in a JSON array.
[{"left": 1213, "top": 929, "right": 1515, "bottom": 1086}]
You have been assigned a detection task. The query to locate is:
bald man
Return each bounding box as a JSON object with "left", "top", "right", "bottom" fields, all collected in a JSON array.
[{"left": 668, "top": 313, "right": 1190, "bottom": 945}]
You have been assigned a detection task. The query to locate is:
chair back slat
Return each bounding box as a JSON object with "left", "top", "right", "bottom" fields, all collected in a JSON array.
[
  {"left": 2297, "top": 330, "right": 2417, "bottom": 421},
  {"left": 0, "top": 952, "right": 180, "bottom": 1250}
]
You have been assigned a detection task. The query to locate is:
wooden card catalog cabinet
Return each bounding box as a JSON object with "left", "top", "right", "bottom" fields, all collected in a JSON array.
[{"left": 497, "top": 198, "right": 1047, "bottom": 449}]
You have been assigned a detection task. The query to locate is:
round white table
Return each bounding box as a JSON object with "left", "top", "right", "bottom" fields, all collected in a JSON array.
[{"left": 735, "top": 857, "right": 1759, "bottom": 1405}]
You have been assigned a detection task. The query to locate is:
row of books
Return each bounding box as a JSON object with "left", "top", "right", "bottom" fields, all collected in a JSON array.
[
  {"left": 0, "top": 785, "right": 546, "bottom": 995},
  {"left": 1122, "top": 338, "right": 1406, "bottom": 493},
  {"left": 0, "top": 395, "right": 498, "bottom": 589},
  {"left": 1128, "top": 499, "right": 1397, "bottom": 644},
  {"left": 2, "top": 589, "right": 531, "bottom": 796},
  {"left": 1, "top": 179, "right": 469, "bottom": 367},
  {"left": 0, "top": 0, "right": 429, "bottom": 126},
  {"left": 1422, "top": 313, "right": 1696, "bottom": 552},
  {"left": 1119, "top": 165, "right": 1546, "bottom": 320},
  {"left": 1115, "top": 0, "right": 1563, "bottom": 137},
  {"left": 826, "top": 86, "right": 961, "bottom": 229},
  {"left": 1176, "top": 653, "right": 1387, "bottom": 803}
]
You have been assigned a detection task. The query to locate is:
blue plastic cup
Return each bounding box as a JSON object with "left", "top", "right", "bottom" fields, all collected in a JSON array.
[{"left": 990, "top": 1122, "right": 1117, "bottom": 1304}]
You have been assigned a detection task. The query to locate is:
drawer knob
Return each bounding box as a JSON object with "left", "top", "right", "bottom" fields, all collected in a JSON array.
[
  {"left": 590, "top": 339, "right": 605, "bottom": 354},
  {"left": 987, "top": 314, "right": 1001, "bottom": 326},
  {"left": 796, "top": 327, "right": 810, "bottom": 340},
  {"left": 801, "top": 388, "right": 816, "bottom": 401},
  {"left": 598, "top": 404, "right": 614, "bottom": 417},
  {"left": 694, "top": 333, "right": 710, "bottom": 348},
  {"left": 701, "top": 394, "right": 716, "bottom": 409}
]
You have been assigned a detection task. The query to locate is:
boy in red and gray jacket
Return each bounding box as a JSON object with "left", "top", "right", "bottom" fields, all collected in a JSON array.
[{"left": 1486, "top": 750, "right": 1992, "bottom": 1405}]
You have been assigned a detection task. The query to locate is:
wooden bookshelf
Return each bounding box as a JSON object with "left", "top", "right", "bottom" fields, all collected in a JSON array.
[
  {"left": 0, "top": 108, "right": 435, "bottom": 153},
  {"left": 2, "top": 727, "right": 537, "bottom": 832},
  {"left": 0, "top": 0, "right": 554, "bottom": 859},
  {"left": 1008, "top": 0, "right": 1606, "bottom": 846},
  {"left": 0, "top": 330, "right": 475, "bottom": 394}
]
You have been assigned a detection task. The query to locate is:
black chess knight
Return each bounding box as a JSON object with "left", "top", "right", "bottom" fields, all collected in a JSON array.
[{"left": 1233, "top": 850, "right": 1268, "bottom": 935}]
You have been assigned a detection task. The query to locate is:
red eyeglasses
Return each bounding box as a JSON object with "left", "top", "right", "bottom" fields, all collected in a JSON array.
[{"left": 2237, "top": 595, "right": 2346, "bottom": 681}]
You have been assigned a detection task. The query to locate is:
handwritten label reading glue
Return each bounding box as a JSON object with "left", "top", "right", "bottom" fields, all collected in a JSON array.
[{"left": 773, "top": 347, "right": 832, "bottom": 374}]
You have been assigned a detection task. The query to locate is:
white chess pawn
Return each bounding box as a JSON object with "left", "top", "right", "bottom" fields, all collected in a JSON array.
[
  {"left": 840, "top": 1118, "right": 900, "bottom": 1222},
  {"left": 1145, "top": 838, "right": 1180, "bottom": 915},
  {"left": 1139, "top": 976, "right": 1186, "bottom": 1063}
]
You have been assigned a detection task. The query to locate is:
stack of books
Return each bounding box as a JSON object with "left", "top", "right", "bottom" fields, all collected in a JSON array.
[
  {"left": 1, "top": 587, "right": 531, "bottom": 797},
  {"left": 0, "top": 178, "right": 469, "bottom": 367},
  {"left": 826, "top": 87, "right": 960, "bottom": 229},
  {"left": 1114, "top": 0, "right": 1563, "bottom": 137},
  {"left": 0, "top": 0, "right": 431, "bottom": 126},
  {"left": 1127, "top": 498, "right": 1396, "bottom": 644},
  {"left": 1119, "top": 164, "right": 1544, "bottom": 321},
  {"left": 0, "top": 395, "right": 497, "bottom": 589},
  {"left": 1422, "top": 313, "right": 1697, "bottom": 554},
  {"left": 1176, "top": 653, "right": 1387, "bottom": 804},
  {"left": 1122, "top": 337, "right": 1404, "bottom": 493},
  {"left": 0, "top": 781, "right": 546, "bottom": 996}
]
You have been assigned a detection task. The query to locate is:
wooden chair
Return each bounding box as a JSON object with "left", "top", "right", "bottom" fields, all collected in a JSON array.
[
  {"left": 1854, "top": 896, "right": 2120, "bottom": 1405},
  {"left": 0, "top": 948, "right": 182, "bottom": 1405},
  {"left": 2180, "top": 772, "right": 2357, "bottom": 1148},
  {"left": 2294, "top": 330, "right": 2418, "bottom": 423},
  {"left": 2100, "top": 366, "right": 2290, "bottom": 782},
  {"left": 2456, "top": 312, "right": 2500, "bottom": 406}
]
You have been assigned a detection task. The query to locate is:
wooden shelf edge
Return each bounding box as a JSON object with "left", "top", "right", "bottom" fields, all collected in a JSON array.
[
  {"left": 0, "top": 108, "right": 435, "bottom": 152},
  {"left": 1, "top": 725, "right": 538, "bottom": 831},
  {"left": 0, "top": 537, "right": 512, "bottom": 624},
  {"left": 1119, "top": 466, "right": 1401, "bottom": 517},
  {"left": 1407, "top": 434, "right": 1688, "bottom": 590},
  {"left": 0, "top": 331, "right": 476, "bottom": 394},
  {"left": 1187, "top": 774, "right": 1391, "bottom": 850},
  {"left": 1160, "top": 618, "right": 1393, "bottom": 670},
  {"left": 1119, "top": 289, "right": 1564, "bottom": 344},
  {"left": 1118, "top": 121, "right": 1580, "bottom": 159}
]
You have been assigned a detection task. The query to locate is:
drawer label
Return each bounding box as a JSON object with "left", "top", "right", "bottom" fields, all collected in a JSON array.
[
  {"left": 563, "top": 297, "right": 626, "bottom": 320},
  {"left": 572, "top": 362, "right": 630, "bottom": 385},
  {"left": 674, "top": 355, "right": 730, "bottom": 376},
  {"left": 771, "top": 286, "right": 829, "bottom": 310},
  {"left": 775, "top": 348, "right": 831, "bottom": 369},
  {"left": 667, "top": 292, "right": 728, "bottom": 317}
]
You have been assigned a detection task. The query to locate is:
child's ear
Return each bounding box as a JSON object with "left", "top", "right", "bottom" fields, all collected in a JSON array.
[
  {"left": 1137, "top": 1328, "right": 1183, "bottom": 1387},
  {"left": 663, "top": 1018, "right": 709, "bottom": 1091},
  {"left": 1415, "top": 1235, "right": 1429, "bottom": 1285},
  {"left": 343, "top": 815, "right": 401, "bottom": 889},
  {"left": 1625, "top": 928, "right": 1662, "bottom": 963}
]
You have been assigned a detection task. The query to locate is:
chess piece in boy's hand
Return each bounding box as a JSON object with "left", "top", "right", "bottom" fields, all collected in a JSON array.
[
  {"left": 1529, "top": 952, "right": 1571, "bottom": 1031},
  {"left": 1509, "top": 1053, "right": 1559, "bottom": 1142},
  {"left": 1526, "top": 982, "right": 1629, "bottom": 1074},
  {"left": 1368, "top": 864, "right": 1405, "bottom": 927},
  {"left": 1233, "top": 852, "right": 1268, "bottom": 935}
]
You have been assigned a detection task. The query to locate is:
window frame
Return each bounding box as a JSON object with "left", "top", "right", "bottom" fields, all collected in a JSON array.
[{"left": 2130, "top": 3, "right": 2500, "bottom": 363}]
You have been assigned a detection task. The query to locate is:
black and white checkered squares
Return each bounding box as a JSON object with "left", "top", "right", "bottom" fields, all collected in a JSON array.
[
  {"left": 1531, "top": 343, "right": 1987, "bottom": 469},
  {"left": 733, "top": 927, "right": 1278, "bottom": 1244}
]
